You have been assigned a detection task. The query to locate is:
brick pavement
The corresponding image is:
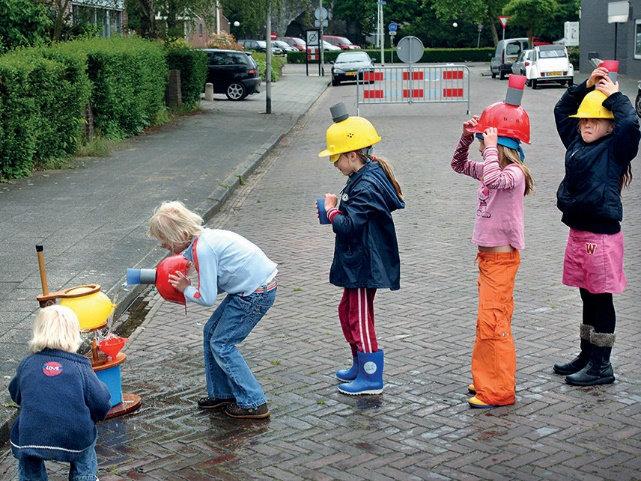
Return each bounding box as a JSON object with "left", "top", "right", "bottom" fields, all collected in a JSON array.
[{"left": 1, "top": 65, "right": 641, "bottom": 480}]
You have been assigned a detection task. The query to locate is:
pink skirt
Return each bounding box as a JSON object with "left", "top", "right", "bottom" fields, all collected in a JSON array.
[{"left": 562, "top": 229, "right": 626, "bottom": 294}]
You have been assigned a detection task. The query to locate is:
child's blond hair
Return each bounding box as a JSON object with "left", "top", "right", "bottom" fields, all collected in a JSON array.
[
  {"left": 148, "top": 201, "right": 204, "bottom": 244},
  {"left": 498, "top": 145, "right": 534, "bottom": 196},
  {"left": 30, "top": 305, "right": 82, "bottom": 353}
]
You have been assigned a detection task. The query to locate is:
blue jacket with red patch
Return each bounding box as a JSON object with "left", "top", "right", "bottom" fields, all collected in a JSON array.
[{"left": 8, "top": 349, "right": 111, "bottom": 462}]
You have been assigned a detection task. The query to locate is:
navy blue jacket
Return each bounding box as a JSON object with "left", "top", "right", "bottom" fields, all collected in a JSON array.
[
  {"left": 9, "top": 349, "right": 111, "bottom": 462},
  {"left": 330, "top": 161, "right": 405, "bottom": 290},
  {"left": 555, "top": 81, "right": 640, "bottom": 233}
]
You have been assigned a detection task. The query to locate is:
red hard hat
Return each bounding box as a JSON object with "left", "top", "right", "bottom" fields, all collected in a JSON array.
[
  {"left": 155, "top": 255, "right": 190, "bottom": 305},
  {"left": 470, "top": 101, "right": 531, "bottom": 144}
]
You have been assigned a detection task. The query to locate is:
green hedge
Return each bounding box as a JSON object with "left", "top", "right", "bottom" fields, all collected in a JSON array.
[
  {"left": 53, "top": 37, "right": 168, "bottom": 139},
  {"left": 0, "top": 50, "right": 90, "bottom": 178},
  {"left": 251, "top": 52, "right": 285, "bottom": 81},
  {"left": 166, "top": 45, "right": 207, "bottom": 107},
  {"left": 287, "top": 48, "right": 494, "bottom": 64},
  {"left": 0, "top": 37, "right": 171, "bottom": 179}
]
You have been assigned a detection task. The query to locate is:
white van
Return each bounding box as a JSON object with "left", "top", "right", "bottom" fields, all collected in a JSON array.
[{"left": 490, "top": 38, "right": 530, "bottom": 79}]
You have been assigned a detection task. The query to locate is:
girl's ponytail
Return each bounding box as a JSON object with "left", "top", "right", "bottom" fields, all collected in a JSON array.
[
  {"left": 621, "top": 164, "right": 633, "bottom": 189},
  {"left": 370, "top": 154, "right": 404, "bottom": 199}
]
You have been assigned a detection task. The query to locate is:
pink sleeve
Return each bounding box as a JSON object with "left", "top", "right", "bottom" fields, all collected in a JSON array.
[
  {"left": 481, "top": 146, "right": 524, "bottom": 190},
  {"left": 451, "top": 134, "right": 483, "bottom": 180}
]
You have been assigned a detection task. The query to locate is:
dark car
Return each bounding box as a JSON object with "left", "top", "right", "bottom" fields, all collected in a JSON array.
[
  {"left": 201, "top": 49, "right": 261, "bottom": 100},
  {"left": 331, "top": 51, "right": 374, "bottom": 86}
]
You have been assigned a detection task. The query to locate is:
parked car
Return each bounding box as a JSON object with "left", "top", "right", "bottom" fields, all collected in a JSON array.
[
  {"left": 238, "top": 39, "right": 284, "bottom": 55},
  {"left": 323, "top": 35, "right": 360, "bottom": 50},
  {"left": 526, "top": 45, "right": 574, "bottom": 89},
  {"left": 278, "top": 36, "right": 306, "bottom": 51},
  {"left": 636, "top": 81, "right": 641, "bottom": 117},
  {"left": 490, "top": 37, "right": 529, "bottom": 79},
  {"left": 272, "top": 40, "right": 297, "bottom": 53},
  {"left": 201, "top": 49, "right": 261, "bottom": 101},
  {"left": 322, "top": 40, "right": 341, "bottom": 51},
  {"left": 331, "top": 51, "right": 374, "bottom": 86},
  {"left": 511, "top": 49, "right": 533, "bottom": 76}
]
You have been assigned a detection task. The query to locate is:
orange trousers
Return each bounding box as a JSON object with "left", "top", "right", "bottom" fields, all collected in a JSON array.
[{"left": 471, "top": 251, "right": 520, "bottom": 406}]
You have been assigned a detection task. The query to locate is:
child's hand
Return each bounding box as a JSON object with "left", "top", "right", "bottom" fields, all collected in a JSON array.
[
  {"left": 587, "top": 67, "right": 609, "bottom": 88},
  {"left": 463, "top": 115, "right": 480, "bottom": 136},
  {"left": 483, "top": 127, "right": 498, "bottom": 148},
  {"left": 595, "top": 75, "right": 619, "bottom": 97},
  {"left": 168, "top": 271, "right": 191, "bottom": 292},
  {"left": 324, "top": 193, "right": 338, "bottom": 211}
]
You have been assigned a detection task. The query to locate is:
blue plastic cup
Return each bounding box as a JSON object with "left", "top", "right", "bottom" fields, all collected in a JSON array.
[{"left": 317, "top": 198, "right": 330, "bottom": 224}]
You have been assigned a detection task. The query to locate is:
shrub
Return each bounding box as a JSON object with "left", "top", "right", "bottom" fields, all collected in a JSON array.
[
  {"left": 0, "top": 49, "right": 90, "bottom": 178},
  {"left": 251, "top": 52, "right": 285, "bottom": 81},
  {"left": 165, "top": 44, "right": 208, "bottom": 108},
  {"left": 0, "top": 0, "right": 51, "bottom": 53},
  {"left": 52, "top": 37, "right": 168, "bottom": 139},
  {"left": 207, "top": 32, "right": 242, "bottom": 51},
  {"left": 286, "top": 48, "right": 495, "bottom": 64}
]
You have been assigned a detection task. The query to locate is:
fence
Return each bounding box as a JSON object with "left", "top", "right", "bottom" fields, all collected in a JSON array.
[{"left": 356, "top": 65, "right": 470, "bottom": 114}]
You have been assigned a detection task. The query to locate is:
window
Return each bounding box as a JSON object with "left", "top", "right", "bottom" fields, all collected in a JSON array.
[
  {"left": 636, "top": 19, "right": 641, "bottom": 59},
  {"left": 538, "top": 47, "right": 566, "bottom": 58},
  {"left": 506, "top": 43, "right": 521, "bottom": 56}
]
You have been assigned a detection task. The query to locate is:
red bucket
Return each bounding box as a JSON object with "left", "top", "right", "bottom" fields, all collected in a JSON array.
[{"left": 98, "top": 337, "right": 127, "bottom": 359}]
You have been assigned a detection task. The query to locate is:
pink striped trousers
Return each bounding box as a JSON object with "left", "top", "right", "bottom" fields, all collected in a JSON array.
[{"left": 338, "top": 288, "right": 379, "bottom": 354}]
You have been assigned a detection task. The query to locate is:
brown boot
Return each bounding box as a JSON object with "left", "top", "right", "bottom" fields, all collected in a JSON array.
[{"left": 224, "top": 402, "right": 270, "bottom": 419}]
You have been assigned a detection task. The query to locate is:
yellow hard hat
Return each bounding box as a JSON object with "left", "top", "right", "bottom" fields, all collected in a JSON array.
[
  {"left": 569, "top": 90, "right": 614, "bottom": 119},
  {"left": 59, "top": 286, "right": 115, "bottom": 331},
  {"left": 319, "top": 116, "right": 381, "bottom": 162}
]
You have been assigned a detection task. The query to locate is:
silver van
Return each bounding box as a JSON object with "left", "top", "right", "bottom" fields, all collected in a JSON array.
[{"left": 490, "top": 38, "right": 530, "bottom": 79}]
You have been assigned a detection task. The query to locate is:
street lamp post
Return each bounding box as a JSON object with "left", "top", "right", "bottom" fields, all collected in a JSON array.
[
  {"left": 476, "top": 23, "right": 483, "bottom": 48},
  {"left": 265, "top": 2, "right": 272, "bottom": 114}
]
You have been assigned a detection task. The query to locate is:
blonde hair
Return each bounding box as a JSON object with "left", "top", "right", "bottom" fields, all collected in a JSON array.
[
  {"left": 148, "top": 201, "right": 204, "bottom": 244},
  {"left": 498, "top": 145, "right": 534, "bottom": 196},
  {"left": 30, "top": 305, "right": 82, "bottom": 354}
]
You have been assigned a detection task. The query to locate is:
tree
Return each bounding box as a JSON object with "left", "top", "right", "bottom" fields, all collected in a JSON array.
[
  {"left": 127, "top": 0, "right": 218, "bottom": 39},
  {"left": 431, "top": 0, "right": 509, "bottom": 45},
  {"left": 0, "top": 0, "right": 51, "bottom": 51},
  {"left": 502, "top": 0, "right": 559, "bottom": 43}
]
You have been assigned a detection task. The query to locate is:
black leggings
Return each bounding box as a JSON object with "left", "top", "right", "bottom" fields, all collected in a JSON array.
[{"left": 580, "top": 288, "right": 616, "bottom": 334}]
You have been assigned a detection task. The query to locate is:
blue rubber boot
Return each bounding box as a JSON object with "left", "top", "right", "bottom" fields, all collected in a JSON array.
[
  {"left": 338, "top": 350, "right": 384, "bottom": 395},
  {"left": 336, "top": 356, "right": 358, "bottom": 382}
]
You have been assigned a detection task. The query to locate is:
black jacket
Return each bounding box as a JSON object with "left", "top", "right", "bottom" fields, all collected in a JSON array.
[
  {"left": 330, "top": 161, "right": 405, "bottom": 290},
  {"left": 554, "top": 81, "right": 640, "bottom": 234}
]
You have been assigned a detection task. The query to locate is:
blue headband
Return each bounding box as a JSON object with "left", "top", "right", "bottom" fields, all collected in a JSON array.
[{"left": 475, "top": 133, "right": 526, "bottom": 162}]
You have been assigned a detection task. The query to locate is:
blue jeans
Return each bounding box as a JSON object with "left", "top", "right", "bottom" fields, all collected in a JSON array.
[
  {"left": 203, "top": 288, "right": 276, "bottom": 408},
  {"left": 17, "top": 442, "right": 97, "bottom": 481}
]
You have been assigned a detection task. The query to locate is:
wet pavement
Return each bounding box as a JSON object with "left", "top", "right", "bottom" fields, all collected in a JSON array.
[{"left": 1, "top": 65, "right": 641, "bottom": 480}]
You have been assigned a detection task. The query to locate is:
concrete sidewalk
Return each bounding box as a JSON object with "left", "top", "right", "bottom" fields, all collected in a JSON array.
[{"left": 0, "top": 64, "right": 328, "bottom": 438}]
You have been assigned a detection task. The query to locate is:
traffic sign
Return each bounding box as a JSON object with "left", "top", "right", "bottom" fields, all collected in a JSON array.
[
  {"left": 498, "top": 16, "right": 510, "bottom": 28},
  {"left": 314, "top": 19, "right": 329, "bottom": 28},
  {"left": 396, "top": 36, "right": 424, "bottom": 64},
  {"left": 388, "top": 21, "right": 398, "bottom": 33},
  {"left": 306, "top": 29, "right": 320, "bottom": 47},
  {"left": 314, "top": 6, "right": 328, "bottom": 20}
]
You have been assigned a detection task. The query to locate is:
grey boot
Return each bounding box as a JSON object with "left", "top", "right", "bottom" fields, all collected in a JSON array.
[
  {"left": 553, "top": 324, "right": 593, "bottom": 375},
  {"left": 566, "top": 331, "right": 615, "bottom": 386}
]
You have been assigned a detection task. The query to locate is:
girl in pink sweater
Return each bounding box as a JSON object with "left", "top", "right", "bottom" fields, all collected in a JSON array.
[{"left": 451, "top": 84, "right": 534, "bottom": 408}]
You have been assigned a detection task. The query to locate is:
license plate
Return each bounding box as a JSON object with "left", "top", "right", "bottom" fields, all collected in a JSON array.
[
  {"left": 346, "top": 72, "right": 357, "bottom": 77},
  {"left": 547, "top": 71, "right": 562, "bottom": 77}
]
